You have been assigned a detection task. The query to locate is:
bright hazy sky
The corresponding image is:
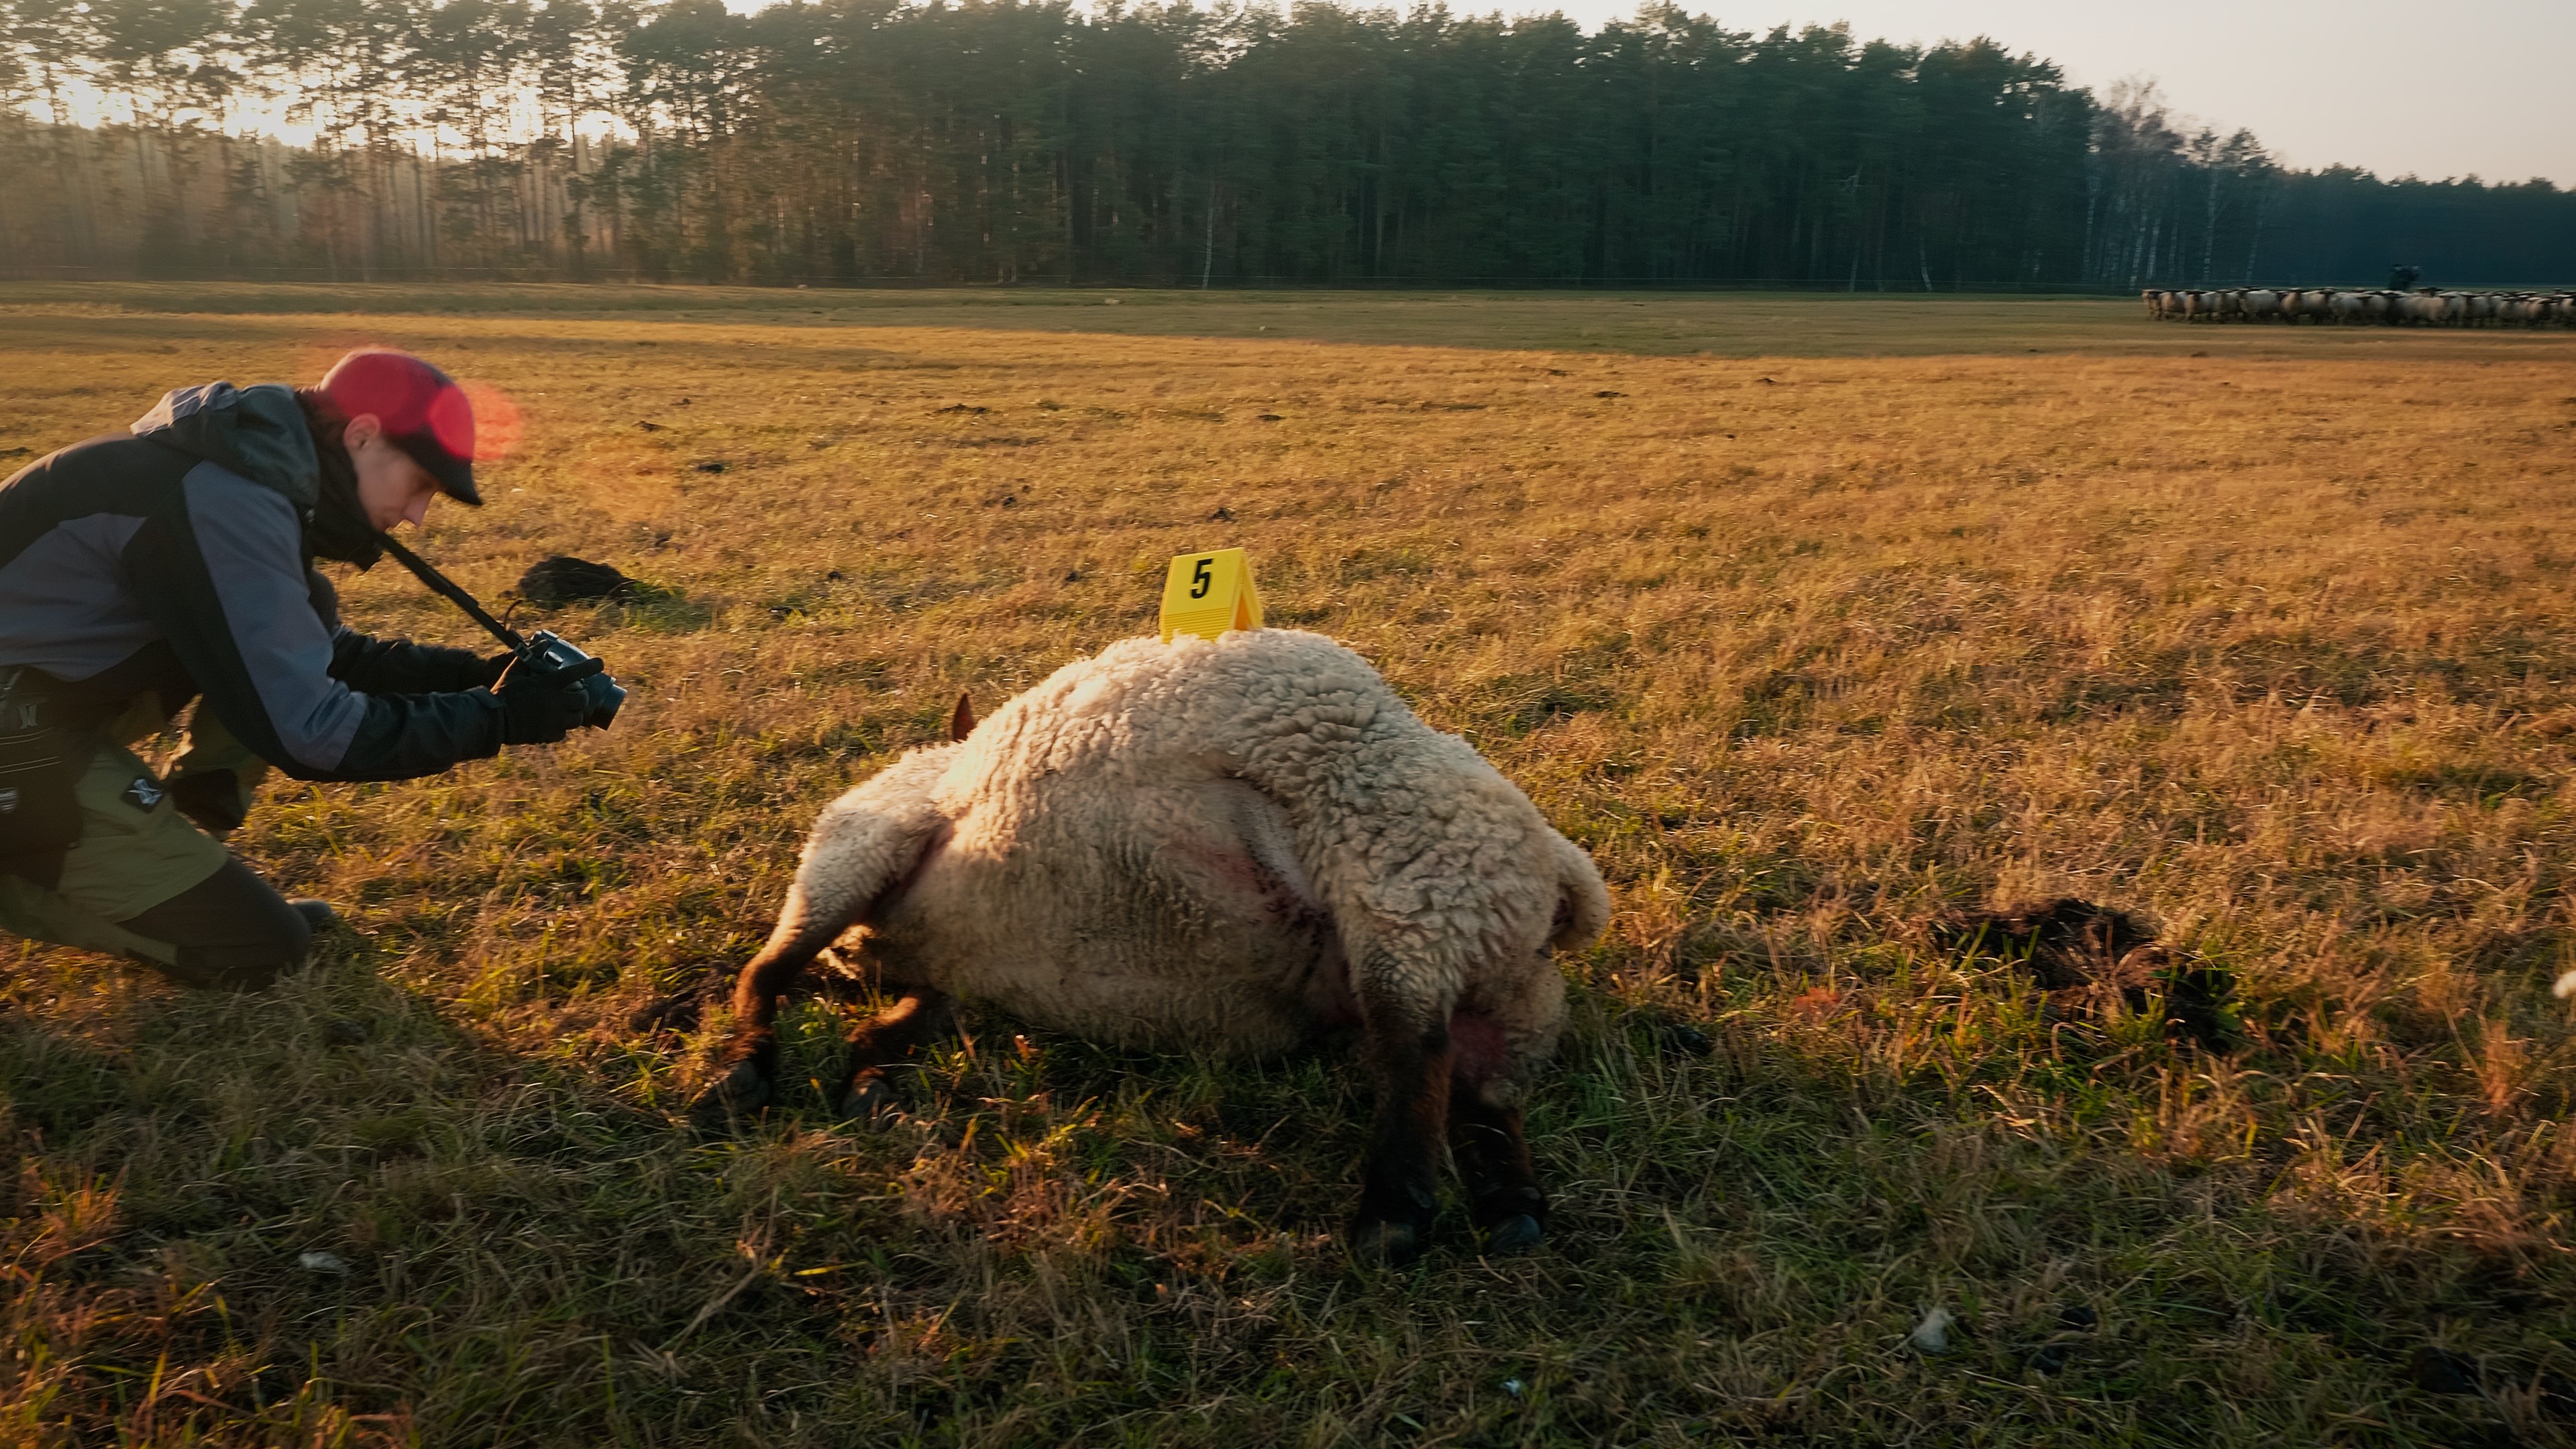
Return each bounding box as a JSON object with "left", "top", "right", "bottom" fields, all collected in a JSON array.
[
  {"left": 714, "top": 0, "right": 2568, "bottom": 186},
  {"left": 1601, "top": 0, "right": 2575, "bottom": 186}
]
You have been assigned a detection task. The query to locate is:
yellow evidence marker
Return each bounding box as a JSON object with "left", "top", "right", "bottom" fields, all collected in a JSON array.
[{"left": 1160, "top": 547, "right": 1265, "bottom": 643}]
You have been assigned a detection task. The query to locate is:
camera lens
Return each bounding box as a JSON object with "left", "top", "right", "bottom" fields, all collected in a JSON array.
[{"left": 581, "top": 672, "right": 627, "bottom": 729}]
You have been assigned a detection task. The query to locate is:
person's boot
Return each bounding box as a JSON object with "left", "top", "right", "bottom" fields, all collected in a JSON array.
[{"left": 289, "top": 899, "right": 346, "bottom": 936}]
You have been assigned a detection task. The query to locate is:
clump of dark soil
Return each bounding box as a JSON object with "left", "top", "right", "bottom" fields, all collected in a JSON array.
[
  {"left": 516, "top": 555, "right": 637, "bottom": 608},
  {"left": 1935, "top": 898, "right": 2235, "bottom": 1051}
]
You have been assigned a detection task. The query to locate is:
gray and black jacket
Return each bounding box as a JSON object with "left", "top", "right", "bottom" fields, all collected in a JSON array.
[{"left": 0, "top": 382, "right": 507, "bottom": 781}]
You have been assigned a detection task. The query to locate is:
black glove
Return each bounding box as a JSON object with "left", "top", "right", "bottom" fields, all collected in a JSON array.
[
  {"left": 470, "top": 651, "right": 514, "bottom": 688},
  {"left": 494, "top": 652, "right": 606, "bottom": 745}
]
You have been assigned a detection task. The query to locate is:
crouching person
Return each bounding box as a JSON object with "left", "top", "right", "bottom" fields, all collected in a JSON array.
[{"left": 0, "top": 349, "right": 608, "bottom": 991}]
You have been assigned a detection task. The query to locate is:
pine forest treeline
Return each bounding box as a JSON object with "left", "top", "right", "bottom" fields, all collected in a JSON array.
[{"left": 1, "top": 0, "right": 2569, "bottom": 288}]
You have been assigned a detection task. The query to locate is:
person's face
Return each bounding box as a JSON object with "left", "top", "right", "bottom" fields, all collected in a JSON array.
[{"left": 345, "top": 415, "right": 442, "bottom": 531}]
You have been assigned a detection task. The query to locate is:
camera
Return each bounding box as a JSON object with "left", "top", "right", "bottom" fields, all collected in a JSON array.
[{"left": 520, "top": 631, "right": 625, "bottom": 729}]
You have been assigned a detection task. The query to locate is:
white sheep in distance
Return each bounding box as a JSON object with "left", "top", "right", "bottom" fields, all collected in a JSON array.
[
  {"left": 680, "top": 627, "right": 1613, "bottom": 1260},
  {"left": 2147, "top": 286, "right": 2574, "bottom": 327}
]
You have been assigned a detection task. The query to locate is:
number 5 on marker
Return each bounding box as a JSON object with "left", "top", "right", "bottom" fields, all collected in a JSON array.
[{"left": 1160, "top": 547, "right": 1265, "bottom": 643}]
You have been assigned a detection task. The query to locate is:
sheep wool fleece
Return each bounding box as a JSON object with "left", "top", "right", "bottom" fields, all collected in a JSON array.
[{"left": 785, "top": 628, "right": 1611, "bottom": 1094}]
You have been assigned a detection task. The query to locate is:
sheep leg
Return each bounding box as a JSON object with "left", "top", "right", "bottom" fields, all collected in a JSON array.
[
  {"left": 832, "top": 985, "right": 955, "bottom": 1122},
  {"left": 1351, "top": 1018, "right": 1453, "bottom": 1264},
  {"left": 689, "top": 901, "right": 852, "bottom": 1131},
  {"left": 1449, "top": 1085, "right": 1546, "bottom": 1255},
  {"left": 687, "top": 762, "right": 951, "bottom": 1134},
  {"left": 1446, "top": 1010, "right": 1548, "bottom": 1254}
]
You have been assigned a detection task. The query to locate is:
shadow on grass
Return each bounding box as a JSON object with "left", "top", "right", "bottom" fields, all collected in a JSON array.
[
  {"left": 6, "top": 922, "right": 2573, "bottom": 1446},
  {"left": 645, "top": 951, "right": 2576, "bottom": 1446},
  {"left": 0, "top": 936, "right": 702, "bottom": 1444}
]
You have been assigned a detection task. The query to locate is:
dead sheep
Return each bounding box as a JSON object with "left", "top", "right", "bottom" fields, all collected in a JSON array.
[{"left": 686, "top": 627, "right": 1611, "bottom": 1260}]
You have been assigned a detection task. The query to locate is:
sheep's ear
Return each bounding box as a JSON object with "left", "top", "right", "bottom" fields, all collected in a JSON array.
[{"left": 950, "top": 692, "right": 976, "bottom": 742}]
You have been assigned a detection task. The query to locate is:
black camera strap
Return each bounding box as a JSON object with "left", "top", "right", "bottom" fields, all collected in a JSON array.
[{"left": 376, "top": 533, "right": 528, "bottom": 652}]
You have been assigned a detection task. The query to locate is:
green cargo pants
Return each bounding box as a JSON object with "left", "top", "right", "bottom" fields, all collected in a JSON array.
[{"left": 0, "top": 703, "right": 309, "bottom": 990}]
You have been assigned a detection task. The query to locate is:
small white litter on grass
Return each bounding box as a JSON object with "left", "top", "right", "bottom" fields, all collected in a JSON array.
[
  {"left": 1909, "top": 1307, "right": 1957, "bottom": 1354},
  {"left": 299, "top": 1252, "right": 350, "bottom": 1274},
  {"left": 1501, "top": 1379, "right": 1524, "bottom": 1397},
  {"left": 2554, "top": 969, "right": 2576, "bottom": 1000}
]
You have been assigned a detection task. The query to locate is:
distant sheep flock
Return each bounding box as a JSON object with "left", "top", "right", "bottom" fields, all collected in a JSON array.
[{"left": 2143, "top": 287, "right": 2576, "bottom": 327}]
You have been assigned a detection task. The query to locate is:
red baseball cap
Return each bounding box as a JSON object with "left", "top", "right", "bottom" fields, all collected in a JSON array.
[{"left": 318, "top": 349, "right": 481, "bottom": 505}]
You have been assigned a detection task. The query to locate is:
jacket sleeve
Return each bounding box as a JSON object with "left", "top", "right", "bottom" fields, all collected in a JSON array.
[
  {"left": 304, "top": 559, "right": 504, "bottom": 696},
  {"left": 125, "top": 463, "right": 507, "bottom": 782},
  {"left": 331, "top": 627, "right": 506, "bottom": 694},
  {"left": 306, "top": 566, "right": 508, "bottom": 694}
]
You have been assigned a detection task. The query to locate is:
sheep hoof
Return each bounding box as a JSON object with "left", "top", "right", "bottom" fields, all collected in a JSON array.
[
  {"left": 688, "top": 1061, "right": 771, "bottom": 1132},
  {"left": 1481, "top": 1214, "right": 1544, "bottom": 1256},
  {"left": 835, "top": 1073, "right": 901, "bottom": 1125},
  {"left": 1350, "top": 1217, "right": 1424, "bottom": 1265}
]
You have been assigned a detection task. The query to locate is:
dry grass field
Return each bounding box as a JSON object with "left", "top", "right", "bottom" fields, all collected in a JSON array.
[{"left": 3, "top": 284, "right": 2575, "bottom": 1446}]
